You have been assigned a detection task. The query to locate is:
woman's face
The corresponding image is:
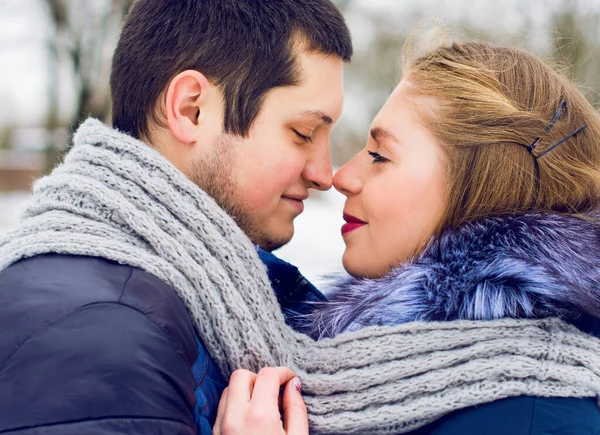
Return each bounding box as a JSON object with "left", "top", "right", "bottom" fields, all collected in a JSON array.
[{"left": 333, "top": 80, "right": 447, "bottom": 278}]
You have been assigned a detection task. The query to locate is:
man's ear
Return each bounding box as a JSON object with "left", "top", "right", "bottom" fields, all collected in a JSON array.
[{"left": 165, "top": 70, "right": 212, "bottom": 144}]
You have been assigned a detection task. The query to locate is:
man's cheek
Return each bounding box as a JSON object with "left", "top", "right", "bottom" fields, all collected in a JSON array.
[{"left": 241, "top": 187, "right": 277, "bottom": 210}]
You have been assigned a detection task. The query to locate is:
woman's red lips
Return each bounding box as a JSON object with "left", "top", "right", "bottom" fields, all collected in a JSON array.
[{"left": 342, "top": 213, "right": 366, "bottom": 235}]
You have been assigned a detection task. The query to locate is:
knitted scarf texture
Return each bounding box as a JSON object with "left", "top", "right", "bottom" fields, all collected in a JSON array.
[{"left": 1, "top": 119, "right": 599, "bottom": 434}]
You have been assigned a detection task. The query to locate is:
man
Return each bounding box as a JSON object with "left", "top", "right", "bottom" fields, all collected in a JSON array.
[{"left": 0, "top": 1, "right": 352, "bottom": 433}]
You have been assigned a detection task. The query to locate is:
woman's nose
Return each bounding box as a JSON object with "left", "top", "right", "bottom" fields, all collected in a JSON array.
[{"left": 333, "top": 156, "right": 362, "bottom": 197}]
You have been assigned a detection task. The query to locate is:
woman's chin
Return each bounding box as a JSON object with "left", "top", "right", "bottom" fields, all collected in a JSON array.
[
  {"left": 342, "top": 252, "right": 362, "bottom": 278},
  {"left": 342, "top": 251, "right": 386, "bottom": 279}
]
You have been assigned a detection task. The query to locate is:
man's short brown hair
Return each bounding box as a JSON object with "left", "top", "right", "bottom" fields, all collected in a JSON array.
[{"left": 110, "top": 0, "right": 353, "bottom": 139}]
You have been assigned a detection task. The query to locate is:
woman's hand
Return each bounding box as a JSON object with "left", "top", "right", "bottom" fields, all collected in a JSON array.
[{"left": 212, "top": 367, "right": 308, "bottom": 435}]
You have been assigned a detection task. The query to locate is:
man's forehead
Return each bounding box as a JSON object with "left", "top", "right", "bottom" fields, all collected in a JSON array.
[{"left": 265, "top": 50, "right": 344, "bottom": 124}]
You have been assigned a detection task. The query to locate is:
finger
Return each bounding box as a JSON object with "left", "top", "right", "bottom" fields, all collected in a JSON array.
[
  {"left": 251, "top": 367, "right": 296, "bottom": 406},
  {"left": 227, "top": 369, "right": 257, "bottom": 404},
  {"left": 282, "top": 377, "right": 309, "bottom": 435},
  {"left": 212, "top": 387, "right": 228, "bottom": 435}
]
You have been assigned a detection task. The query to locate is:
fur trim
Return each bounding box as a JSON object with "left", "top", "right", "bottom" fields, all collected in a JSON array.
[{"left": 307, "top": 212, "right": 600, "bottom": 339}]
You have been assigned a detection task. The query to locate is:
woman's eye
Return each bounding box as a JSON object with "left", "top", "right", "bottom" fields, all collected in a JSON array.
[
  {"left": 293, "top": 130, "right": 312, "bottom": 143},
  {"left": 368, "top": 150, "right": 388, "bottom": 164}
]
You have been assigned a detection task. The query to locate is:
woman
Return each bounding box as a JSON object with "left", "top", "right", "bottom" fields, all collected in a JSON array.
[{"left": 215, "top": 41, "right": 600, "bottom": 434}]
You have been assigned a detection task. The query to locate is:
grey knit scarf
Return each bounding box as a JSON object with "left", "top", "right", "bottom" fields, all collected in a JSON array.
[{"left": 2, "top": 118, "right": 600, "bottom": 434}]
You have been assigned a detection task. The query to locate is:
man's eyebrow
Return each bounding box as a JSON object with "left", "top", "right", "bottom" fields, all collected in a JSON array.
[
  {"left": 300, "top": 110, "right": 333, "bottom": 125},
  {"left": 370, "top": 127, "right": 399, "bottom": 143}
]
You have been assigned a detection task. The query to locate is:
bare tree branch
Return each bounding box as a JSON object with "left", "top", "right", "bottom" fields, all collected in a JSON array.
[{"left": 42, "top": 0, "right": 135, "bottom": 170}]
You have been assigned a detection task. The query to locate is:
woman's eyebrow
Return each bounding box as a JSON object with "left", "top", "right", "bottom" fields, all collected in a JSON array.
[{"left": 370, "top": 127, "right": 399, "bottom": 143}]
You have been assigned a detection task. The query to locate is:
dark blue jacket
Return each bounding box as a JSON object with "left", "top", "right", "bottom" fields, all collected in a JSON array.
[
  {"left": 0, "top": 249, "right": 324, "bottom": 434},
  {"left": 411, "top": 396, "right": 600, "bottom": 435}
]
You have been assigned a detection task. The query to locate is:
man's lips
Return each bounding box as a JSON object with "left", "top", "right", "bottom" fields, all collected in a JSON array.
[
  {"left": 342, "top": 213, "right": 366, "bottom": 235},
  {"left": 283, "top": 194, "right": 309, "bottom": 202},
  {"left": 282, "top": 195, "right": 308, "bottom": 214}
]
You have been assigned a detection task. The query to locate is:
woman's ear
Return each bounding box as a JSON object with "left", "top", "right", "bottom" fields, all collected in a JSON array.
[{"left": 165, "top": 70, "right": 212, "bottom": 144}]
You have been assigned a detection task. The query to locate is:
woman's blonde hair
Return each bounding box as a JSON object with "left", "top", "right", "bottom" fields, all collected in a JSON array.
[{"left": 402, "top": 41, "right": 600, "bottom": 232}]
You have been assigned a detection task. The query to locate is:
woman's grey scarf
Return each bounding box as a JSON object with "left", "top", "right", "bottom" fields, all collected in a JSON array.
[{"left": 2, "top": 118, "right": 600, "bottom": 434}]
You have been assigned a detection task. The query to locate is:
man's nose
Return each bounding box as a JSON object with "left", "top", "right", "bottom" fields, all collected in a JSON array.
[{"left": 303, "top": 146, "right": 333, "bottom": 191}]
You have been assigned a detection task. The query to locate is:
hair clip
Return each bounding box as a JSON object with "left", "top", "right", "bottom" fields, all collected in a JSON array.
[
  {"left": 525, "top": 99, "right": 586, "bottom": 160},
  {"left": 535, "top": 124, "right": 586, "bottom": 160}
]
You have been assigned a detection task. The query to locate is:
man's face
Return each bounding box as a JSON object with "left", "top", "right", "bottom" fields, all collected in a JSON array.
[{"left": 191, "top": 51, "right": 344, "bottom": 251}]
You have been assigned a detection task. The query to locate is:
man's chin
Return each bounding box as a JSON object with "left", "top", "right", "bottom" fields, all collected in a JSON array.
[{"left": 255, "top": 229, "right": 294, "bottom": 252}]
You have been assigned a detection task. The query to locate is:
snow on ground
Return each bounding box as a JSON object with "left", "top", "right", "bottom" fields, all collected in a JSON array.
[{"left": 0, "top": 190, "right": 347, "bottom": 285}]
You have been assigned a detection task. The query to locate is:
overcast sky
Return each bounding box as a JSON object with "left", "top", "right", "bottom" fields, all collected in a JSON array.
[{"left": 0, "top": 0, "right": 52, "bottom": 126}]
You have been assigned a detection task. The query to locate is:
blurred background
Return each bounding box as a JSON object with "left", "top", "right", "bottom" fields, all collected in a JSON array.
[{"left": 1, "top": 0, "right": 599, "bottom": 282}]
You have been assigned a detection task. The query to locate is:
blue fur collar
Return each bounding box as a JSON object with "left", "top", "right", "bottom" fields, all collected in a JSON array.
[{"left": 307, "top": 212, "right": 600, "bottom": 339}]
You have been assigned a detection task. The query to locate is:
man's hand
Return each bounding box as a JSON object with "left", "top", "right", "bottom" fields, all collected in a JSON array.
[{"left": 213, "top": 367, "right": 308, "bottom": 435}]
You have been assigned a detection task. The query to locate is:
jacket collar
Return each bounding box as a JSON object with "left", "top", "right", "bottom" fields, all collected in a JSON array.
[
  {"left": 256, "top": 247, "right": 326, "bottom": 322},
  {"left": 309, "top": 212, "right": 600, "bottom": 338}
]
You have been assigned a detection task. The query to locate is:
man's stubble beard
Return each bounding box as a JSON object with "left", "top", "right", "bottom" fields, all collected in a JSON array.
[{"left": 189, "top": 134, "right": 289, "bottom": 251}]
